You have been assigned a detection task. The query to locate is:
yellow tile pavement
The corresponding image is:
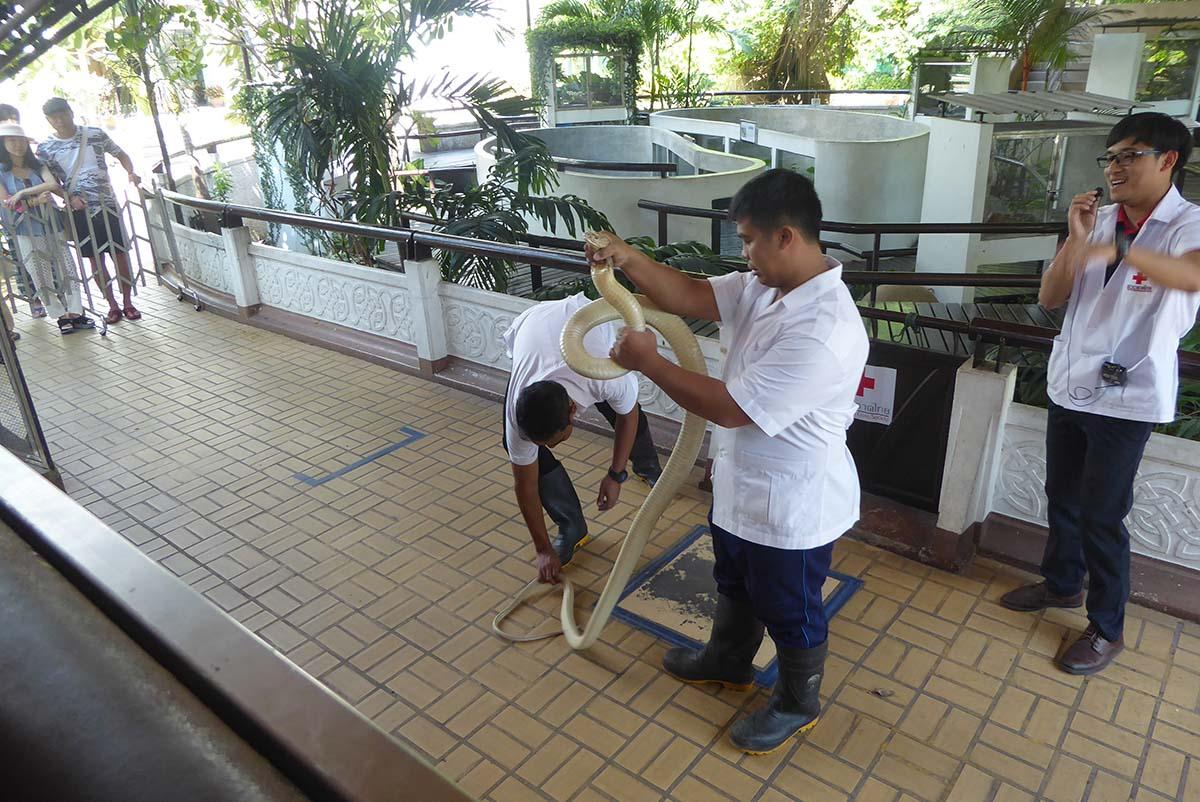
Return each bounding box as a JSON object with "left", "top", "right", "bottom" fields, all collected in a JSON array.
[{"left": 8, "top": 286, "right": 1200, "bottom": 801}]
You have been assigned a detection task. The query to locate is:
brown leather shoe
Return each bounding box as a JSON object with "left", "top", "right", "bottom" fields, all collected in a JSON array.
[
  {"left": 1058, "top": 624, "right": 1123, "bottom": 675},
  {"left": 999, "top": 582, "right": 1084, "bottom": 612}
]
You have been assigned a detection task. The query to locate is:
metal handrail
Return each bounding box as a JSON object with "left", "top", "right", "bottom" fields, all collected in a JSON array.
[
  {"left": 158, "top": 190, "right": 591, "bottom": 271},
  {"left": 638, "top": 198, "right": 1067, "bottom": 278},
  {"left": 636, "top": 199, "right": 1067, "bottom": 236},
  {"left": 969, "top": 317, "right": 1200, "bottom": 380},
  {"left": 152, "top": 190, "right": 1200, "bottom": 379},
  {"left": 159, "top": 190, "right": 1053, "bottom": 289},
  {"left": 553, "top": 157, "right": 677, "bottom": 178}
]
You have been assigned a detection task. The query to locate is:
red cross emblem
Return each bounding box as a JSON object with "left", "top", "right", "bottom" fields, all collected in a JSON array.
[
  {"left": 1132, "top": 273, "right": 1148, "bottom": 285},
  {"left": 857, "top": 373, "right": 875, "bottom": 397}
]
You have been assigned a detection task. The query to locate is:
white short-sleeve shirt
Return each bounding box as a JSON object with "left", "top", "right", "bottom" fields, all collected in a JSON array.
[
  {"left": 708, "top": 259, "right": 869, "bottom": 550},
  {"left": 1048, "top": 186, "right": 1200, "bottom": 423},
  {"left": 503, "top": 294, "right": 640, "bottom": 466}
]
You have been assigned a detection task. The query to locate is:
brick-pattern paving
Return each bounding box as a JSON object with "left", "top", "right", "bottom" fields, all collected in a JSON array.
[{"left": 9, "top": 286, "right": 1200, "bottom": 802}]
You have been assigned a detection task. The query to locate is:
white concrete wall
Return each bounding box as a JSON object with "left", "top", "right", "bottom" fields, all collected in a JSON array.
[
  {"left": 651, "top": 106, "right": 930, "bottom": 250},
  {"left": 475, "top": 126, "right": 764, "bottom": 244},
  {"left": 936, "top": 359, "right": 1200, "bottom": 574},
  {"left": 172, "top": 225, "right": 233, "bottom": 295},
  {"left": 170, "top": 219, "right": 724, "bottom": 426},
  {"left": 993, "top": 403, "right": 1200, "bottom": 573}
]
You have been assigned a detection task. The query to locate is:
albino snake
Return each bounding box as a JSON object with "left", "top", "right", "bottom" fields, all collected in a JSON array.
[{"left": 492, "top": 231, "right": 709, "bottom": 650}]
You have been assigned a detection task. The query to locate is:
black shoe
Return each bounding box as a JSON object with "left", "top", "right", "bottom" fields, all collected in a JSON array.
[
  {"left": 538, "top": 463, "right": 589, "bottom": 564},
  {"left": 729, "top": 642, "right": 827, "bottom": 754},
  {"left": 663, "top": 594, "right": 764, "bottom": 691},
  {"left": 1000, "top": 582, "right": 1084, "bottom": 612}
]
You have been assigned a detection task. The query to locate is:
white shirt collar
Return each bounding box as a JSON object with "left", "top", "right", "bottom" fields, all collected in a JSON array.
[{"left": 778, "top": 256, "right": 844, "bottom": 310}]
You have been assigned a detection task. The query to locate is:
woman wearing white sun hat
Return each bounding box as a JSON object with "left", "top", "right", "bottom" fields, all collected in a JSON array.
[{"left": 0, "top": 121, "right": 91, "bottom": 334}]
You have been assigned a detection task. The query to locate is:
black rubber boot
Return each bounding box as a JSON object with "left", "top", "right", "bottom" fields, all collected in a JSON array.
[
  {"left": 729, "top": 642, "right": 827, "bottom": 754},
  {"left": 662, "top": 595, "right": 765, "bottom": 691},
  {"left": 538, "top": 463, "right": 589, "bottom": 564}
]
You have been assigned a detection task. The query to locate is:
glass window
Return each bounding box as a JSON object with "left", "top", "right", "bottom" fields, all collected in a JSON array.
[
  {"left": 590, "top": 54, "right": 623, "bottom": 106},
  {"left": 554, "top": 56, "right": 589, "bottom": 108},
  {"left": 1137, "top": 36, "right": 1200, "bottom": 103},
  {"left": 554, "top": 52, "right": 625, "bottom": 110}
]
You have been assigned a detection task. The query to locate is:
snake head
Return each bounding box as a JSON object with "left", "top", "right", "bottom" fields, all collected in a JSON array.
[{"left": 583, "top": 231, "right": 612, "bottom": 249}]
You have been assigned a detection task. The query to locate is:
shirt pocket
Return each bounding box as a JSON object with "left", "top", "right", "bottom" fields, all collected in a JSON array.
[{"left": 734, "top": 456, "right": 817, "bottom": 531}]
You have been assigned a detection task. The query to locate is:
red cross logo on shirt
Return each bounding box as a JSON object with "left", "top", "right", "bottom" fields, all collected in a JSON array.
[
  {"left": 857, "top": 373, "right": 875, "bottom": 397},
  {"left": 1132, "top": 272, "right": 1148, "bottom": 285}
]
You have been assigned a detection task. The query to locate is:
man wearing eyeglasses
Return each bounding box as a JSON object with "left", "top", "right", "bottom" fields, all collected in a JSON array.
[{"left": 1001, "top": 112, "right": 1199, "bottom": 676}]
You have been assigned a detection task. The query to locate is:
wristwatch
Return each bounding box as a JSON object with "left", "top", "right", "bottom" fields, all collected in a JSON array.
[{"left": 607, "top": 468, "right": 628, "bottom": 484}]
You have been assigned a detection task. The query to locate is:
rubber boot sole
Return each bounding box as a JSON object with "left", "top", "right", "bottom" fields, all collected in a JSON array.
[
  {"left": 734, "top": 716, "right": 820, "bottom": 756},
  {"left": 662, "top": 666, "right": 755, "bottom": 693}
]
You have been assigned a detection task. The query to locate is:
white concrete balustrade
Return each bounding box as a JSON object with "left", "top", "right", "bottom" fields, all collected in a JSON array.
[{"left": 166, "top": 218, "right": 723, "bottom": 426}]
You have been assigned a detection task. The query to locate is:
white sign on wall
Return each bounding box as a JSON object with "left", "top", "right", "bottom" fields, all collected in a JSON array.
[
  {"left": 854, "top": 365, "right": 897, "bottom": 426},
  {"left": 739, "top": 120, "right": 757, "bottom": 143}
]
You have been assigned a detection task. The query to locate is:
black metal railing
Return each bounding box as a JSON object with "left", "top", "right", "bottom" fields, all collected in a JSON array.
[
  {"left": 637, "top": 199, "right": 1068, "bottom": 271},
  {"left": 553, "top": 157, "right": 678, "bottom": 178},
  {"left": 154, "top": 189, "right": 1200, "bottom": 380}
]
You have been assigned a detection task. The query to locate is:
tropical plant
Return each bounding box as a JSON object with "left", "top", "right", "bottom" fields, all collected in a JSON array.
[
  {"left": 254, "top": 0, "right": 529, "bottom": 258},
  {"left": 255, "top": 0, "right": 610, "bottom": 285},
  {"left": 536, "top": 0, "right": 724, "bottom": 110},
  {"left": 396, "top": 144, "right": 612, "bottom": 291},
  {"left": 527, "top": 19, "right": 643, "bottom": 117},
  {"left": 726, "top": 0, "right": 861, "bottom": 94},
  {"left": 105, "top": 0, "right": 207, "bottom": 191},
  {"left": 210, "top": 161, "right": 234, "bottom": 203},
  {"left": 949, "top": 0, "right": 1110, "bottom": 91}
]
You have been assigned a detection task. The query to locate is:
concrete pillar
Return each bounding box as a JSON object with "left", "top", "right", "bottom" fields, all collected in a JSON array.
[
  {"left": 1087, "top": 33, "right": 1147, "bottom": 101},
  {"left": 220, "top": 225, "right": 259, "bottom": 316},
  {"left": 406, "top": 257, "right": 449, "bottom": 375},
  {"left": 966, "top": 56, "right": 1015, "bottom": 121},
  {"left": 915, "top": 116, "right": 994, "bottom": 303},
  {"left": 936, "top": 359, "right": 1017, "bottom": 537}
]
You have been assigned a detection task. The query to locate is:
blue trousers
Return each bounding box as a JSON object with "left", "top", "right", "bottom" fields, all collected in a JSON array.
[
  {"left": 1043, "top": 402, "right": 1152, "bottom": 641},
  {"left": 709, "top": 511, "right": 834, "bottom": 649}
]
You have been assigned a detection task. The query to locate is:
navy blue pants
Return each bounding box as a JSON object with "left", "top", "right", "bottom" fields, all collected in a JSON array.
[
  {"left": 709, "top": 511, "right": 834, "bottom": 649},
  {"left": 1043, "top": 402, "right": 1152, "bottom": 641}
]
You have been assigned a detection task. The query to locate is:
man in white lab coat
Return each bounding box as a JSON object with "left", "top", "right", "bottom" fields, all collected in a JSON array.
[{"left": 1002, "top": 112, "right": 1200, "bottom": 675}]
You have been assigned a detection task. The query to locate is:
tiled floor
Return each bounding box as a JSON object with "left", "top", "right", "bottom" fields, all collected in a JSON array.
[{"left": 8, "top": 285, "right": 1200, "bottom": 802}]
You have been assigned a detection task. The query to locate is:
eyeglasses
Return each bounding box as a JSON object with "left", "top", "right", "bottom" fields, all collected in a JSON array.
[{"left": 1096, "top": 149, "right": 1162, "bottom": 168}]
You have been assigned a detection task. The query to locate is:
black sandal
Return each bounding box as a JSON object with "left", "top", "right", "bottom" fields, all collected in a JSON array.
[{"left": 57, "top": 317, "right": 77, "bottom": 334}]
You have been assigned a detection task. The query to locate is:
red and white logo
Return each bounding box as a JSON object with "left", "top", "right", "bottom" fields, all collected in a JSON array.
[
  {"left": 1127, "top": 272, "right": 1152, "bottom": 293},
  {"left": 854, "top": 365, "right": 897, "bottom": 425}
]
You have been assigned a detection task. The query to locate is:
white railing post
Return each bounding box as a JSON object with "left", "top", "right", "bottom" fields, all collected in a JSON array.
[
  {"left": 936, "top": 358, "right": 1018, "bottom": 536},
  {"left": 406, "top": 257, "right": 449, "bottom": 375},
  {"left": 221, "top": 225, "right": 259, "bottom": 316}
]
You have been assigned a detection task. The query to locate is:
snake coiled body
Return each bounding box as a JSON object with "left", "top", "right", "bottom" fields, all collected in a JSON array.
[{"left": 493, "top": 232, "right": 709, "bottom": 650}]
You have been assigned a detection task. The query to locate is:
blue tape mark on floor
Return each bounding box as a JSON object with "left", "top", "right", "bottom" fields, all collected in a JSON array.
[
  {"left": 611, "top": 524, "right": 863, "bottom": 688},
  {"left": 293, "top": 426, "right": 426, "bottom": 487}
]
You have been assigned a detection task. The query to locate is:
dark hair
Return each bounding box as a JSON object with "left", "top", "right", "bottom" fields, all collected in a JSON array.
[
  {"left": 0, "top": 104, "right": 18, "bottom": 123},
  {"left": 0, "top": 139, "right": 41, "bottom": 173},
  {"left": 42, "top": 97, "right": 71, "bottom": 116},
  {"left": 728, "top": 168, "right": 823, "bottom": 242},
  {"left": 1106, "top": 112, "right": 1192, "bottom": 179},
  {"left": 516, "top": 381, "right": 572, "bottom": 443}
]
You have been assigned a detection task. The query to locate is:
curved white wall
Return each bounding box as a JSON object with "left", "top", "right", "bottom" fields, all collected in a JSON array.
[
  {"left": 475, "top": 126, "right": 764, "bottom": 245},
  {"left": 651, "top": 106, "right": 929, "bottom": 250}
]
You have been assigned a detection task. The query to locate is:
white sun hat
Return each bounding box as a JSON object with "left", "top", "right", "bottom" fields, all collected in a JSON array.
[{"left": 0, "top": 122, "right": 34, "bottom": 140}]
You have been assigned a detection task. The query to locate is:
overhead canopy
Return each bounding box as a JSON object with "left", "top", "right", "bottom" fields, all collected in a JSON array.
[
  {"left": 0, "top": 0, "right": 121, "bottom": 82},
  {"left": 926, "top": 90, "right": 1149, "bottom": 120},
  {"left": 1097, "top": 0, "right": 1200, "bottom": 29}
]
